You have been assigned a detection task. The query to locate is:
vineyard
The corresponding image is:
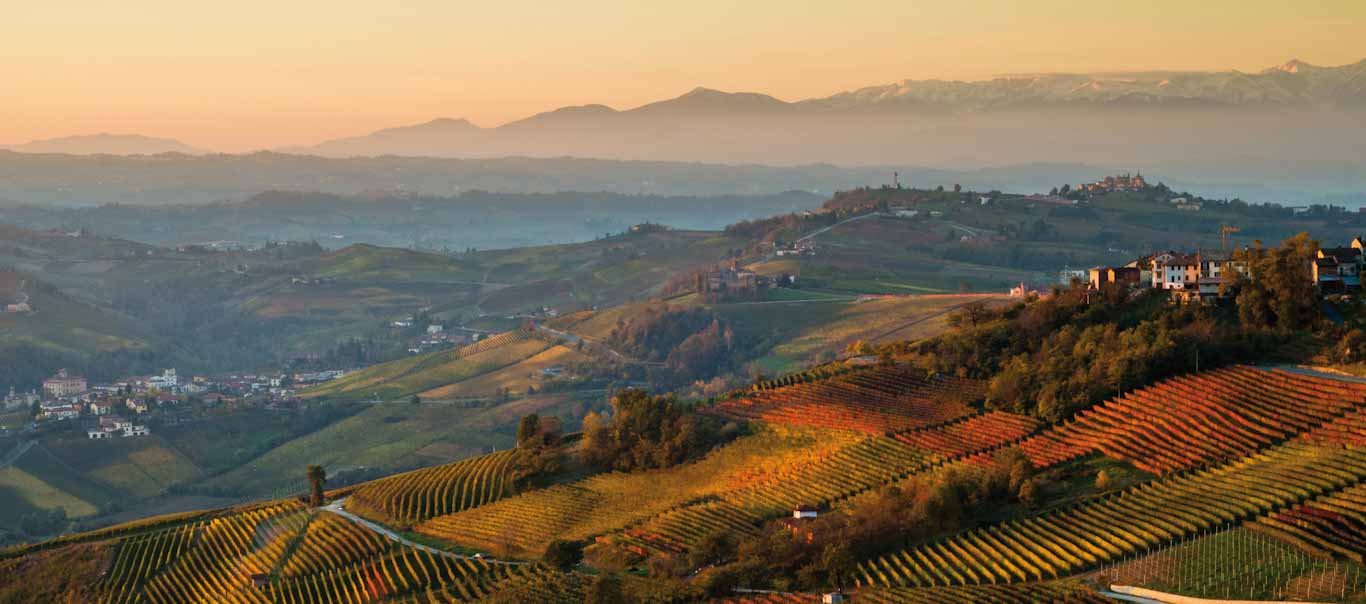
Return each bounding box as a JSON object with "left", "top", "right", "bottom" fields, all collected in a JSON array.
[
  {"left": 854, "top": 581, "right": 1113, "bottom": 603},
  {"left": 346, "top": 449, "right": 519, "bottom": 526},
  {"left": 1097, "top": 527, "right": 1366, "bottom": 601},
  {"left": 415, "top": 427, "right": 846, "bottom": 555},
  {"left": 857, "top": 440, "right": 1366, "bottom": 588},
  {"left": 708, "top": 366, "right": 983, "bottom": 433},
  {"left": 1251, "top": 481, "right": 1366, "bottom": 564},
  {"left": 1017, "top": 367, "right": 1366, "bottom": 473},
  {"left": 893, "top": 411, "right": 1040, "bottom": 458},
  {"left": 79, "top": 496, "right": 546, "bottom": 603}
]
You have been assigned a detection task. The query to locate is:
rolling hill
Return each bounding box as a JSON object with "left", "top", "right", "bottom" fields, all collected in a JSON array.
[{"left": 6, "top": 360, "right": 1366, "bottom": 602}]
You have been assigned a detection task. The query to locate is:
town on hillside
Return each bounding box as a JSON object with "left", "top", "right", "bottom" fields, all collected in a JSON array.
[{"left": 4, "top": 366, "right": 348, "bottom": 438}]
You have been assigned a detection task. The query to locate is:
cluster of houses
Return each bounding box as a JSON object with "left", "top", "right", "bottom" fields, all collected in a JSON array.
[
  {"left": 390, "top": 318, "right": 476, "bottom": 354},
  {"left": 1312, "top": 239, "right": 1366, "bottom": 293},
  {"left": 1073, "top": 237, "right": 1366, "bottom": 302},
  {"left": 773, "top": 240, "right": 817, "bottom": 257},
  {"left": 5, "top": 366, "right": 350, "bottom": 437},
  {"left": 697, "top": 260, "right": 797, "bottom": 299},
  {"left": 1077, "top": 172, "right": 1148, "bottom": 196}
]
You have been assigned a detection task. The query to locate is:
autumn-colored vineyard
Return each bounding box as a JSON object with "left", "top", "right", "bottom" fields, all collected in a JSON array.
[
  {"left": 1017, "top": 367, "right": 1366, "bottom": 474},
  {"left": 91, "top": 498, "right": 540, "bottom": 604},
  {"left": 857, "top": 441, "right": 1366, "bottom": 588},
  {"left": 708, "top": 366, "right": 984, "bottom": 433},
  {"left": 855, "top": 581, "right": 1114, "bottom": 603},
  {"left": 893, "top": 411, "right": 1040, "bottom": 458},
  {"left": 346, "top": 449, "right": 519, "bottom": 525}
]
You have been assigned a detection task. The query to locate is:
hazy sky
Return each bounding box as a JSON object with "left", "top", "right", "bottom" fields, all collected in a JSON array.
[{"left": 3, "top": 0, "right": 1363, "bottom": 151}]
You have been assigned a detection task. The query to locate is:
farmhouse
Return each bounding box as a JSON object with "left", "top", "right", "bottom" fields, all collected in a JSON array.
[{"left": 792, "top": 504, "right": 820, "bottom": 519}]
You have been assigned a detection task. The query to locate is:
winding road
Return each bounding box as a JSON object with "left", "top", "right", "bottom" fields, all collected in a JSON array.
[{"left": 322, "top": 498, "right": 526, "bottom": 566}]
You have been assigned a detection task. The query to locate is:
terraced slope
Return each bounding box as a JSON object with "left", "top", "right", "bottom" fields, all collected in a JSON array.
[
  {"left": 708, "top": 366, "right": 983, "bottom": 433},
  {"left": 1017, "top": 367, "right": 1366, "bottom": 474}
]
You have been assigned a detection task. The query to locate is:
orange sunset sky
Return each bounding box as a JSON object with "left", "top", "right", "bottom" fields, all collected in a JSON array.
[{"left": 3, "top": 0, "right": 1364, "bottom": 152}]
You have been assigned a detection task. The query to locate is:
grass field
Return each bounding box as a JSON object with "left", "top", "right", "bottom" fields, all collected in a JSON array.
[
  {"left": 302, "top": 331, "right": 553, "bottom": 401},
  {"left": 421, "top": 344, "right": 590, "bottom": 399},
  {"left": 45, "top": 436, "right": 200, "bottom": 500},
  {"left": 715, "top": 294, "right": 1010, "bottom": 374},
  {"left": 0, "top": 443, "right": 130, "bottom": 527}
]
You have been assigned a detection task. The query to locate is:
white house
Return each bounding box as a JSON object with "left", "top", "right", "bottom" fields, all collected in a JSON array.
[{"left": 792, "top": 505, "right": 819, "bottom": 519}]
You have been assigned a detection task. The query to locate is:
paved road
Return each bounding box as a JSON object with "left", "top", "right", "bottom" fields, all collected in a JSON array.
[
  {"left": 795, "top": 212, "right": 885, "bottom": 243},
  {"left": 322, "top": 498, "right": 526, "bottom": 566}
]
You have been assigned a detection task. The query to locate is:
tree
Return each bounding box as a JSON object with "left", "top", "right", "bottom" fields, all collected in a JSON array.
[
  {"left": 953, "top": 183, "right": 962, "bottom": 193},
  {"left": 541, "top": 539, "right": 584, "bottom": 571},
  {"left": 409, "top": 394, "right": 421, "bottom": 405},
  {"left": 307, "top": 465, "right": 327, "bottom": 507},
  {"left": 517, "top": 414, "right": 541, "bottom": 447},
  {"left": 821, "top": 538, "right": 856, "bottom": 591}
]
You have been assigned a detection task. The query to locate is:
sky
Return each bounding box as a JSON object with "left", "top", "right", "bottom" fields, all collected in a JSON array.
[{"left": 3, "top": 0, "right": 1364, "bottom": 152}]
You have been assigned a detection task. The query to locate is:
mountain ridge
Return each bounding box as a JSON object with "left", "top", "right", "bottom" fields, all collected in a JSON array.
[
  {"left": 283, "top": 58, "right": 1366, "bottom": 160},
  {"left": 1, "top": 133, "right": 206, "bottom": 156}
]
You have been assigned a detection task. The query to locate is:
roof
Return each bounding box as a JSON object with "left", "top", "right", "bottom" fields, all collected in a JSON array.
[{"left": 1319, "top": 247, "right": 1361, "bottom": 262}]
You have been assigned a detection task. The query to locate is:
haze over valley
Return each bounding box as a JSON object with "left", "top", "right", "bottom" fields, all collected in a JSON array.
[{"left": 6, "top": 3, "right": 1366, "bottom": 602}]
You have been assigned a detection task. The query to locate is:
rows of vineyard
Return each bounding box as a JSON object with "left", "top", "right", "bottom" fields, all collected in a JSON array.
[
  {"left": 854, "top": 581, "right": 1113, "bottom": 603},
  {"left": 857, "top": 441, "right": 1366, "bottom": 587},
  {"left": 88, "top": 495, "right": 542, "bottom": 603},
  {"left": 266, "top": 546, "right": 526, "bottom": 603},
  {"left": 130, "top": 501, "right": 308, "bottom": 603},
  {"left": 347, "top": 449, "right": 519, "bottom": 525},
  {"left": 1251, "top": 480, "right": 1366, "bottom": 564},
  {"left": 893, "top": 411, "right": 1040, "bottom": 458},
  {"left": 278, "top": 512, "right": 393, "bottom": 578},
  {"left": 1017, "top": 367, "right": 1366, "bottom": 474},
  {"left": 1098, "top": 526, "right": 1366, "bottom": 601},
  {"left": 415, "top": 429, "right": 877, "bottom": 555},
  {"left": 708, "top": 366, "right": 983, "bottom": 433},
  {"left": 604, "top": 414, "right": 1047, "bottom": 559}
]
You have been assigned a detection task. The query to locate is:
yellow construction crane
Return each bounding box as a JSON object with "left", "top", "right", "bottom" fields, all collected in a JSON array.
[{"left": 1220, "top": 224, "right": 1240, "bottom": 252}]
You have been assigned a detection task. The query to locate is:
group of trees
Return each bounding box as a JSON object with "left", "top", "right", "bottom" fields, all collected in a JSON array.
[
  {"left": 1222, "top": 233, "right": 1320, "bottom": 332},
  {"left": 582, "top": 389, "right": 736, "bottom": 472},
  {"left": 896, "top": 235, "right": 1323, "bottom": 421},
  {"left": 608, "top": 305, "right": 743, "bottom": 387},
  {"left": 511, "top": 414, "right": 566, "bottom": 490}
]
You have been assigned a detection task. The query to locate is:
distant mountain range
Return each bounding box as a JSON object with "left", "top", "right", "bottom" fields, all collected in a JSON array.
[
  {"left": 0, "top": 133, "right": 205, "bottom": 156},
  {"left": 284, "top": 59, "right": 1366, "bottom": 159},
  {"left": 2, "top": 60, "right": 1364, "bottom": 204}
]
